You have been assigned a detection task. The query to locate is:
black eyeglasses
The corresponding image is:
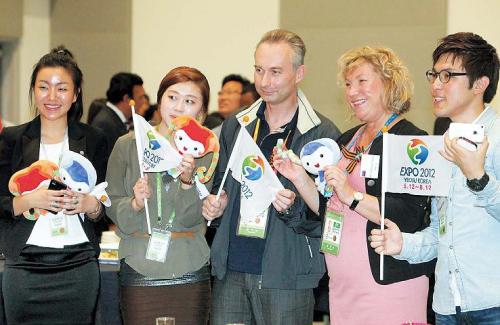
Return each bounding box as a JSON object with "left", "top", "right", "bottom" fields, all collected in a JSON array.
[{"left": 426, "top": 69, "right": 468, "bottom": 83}]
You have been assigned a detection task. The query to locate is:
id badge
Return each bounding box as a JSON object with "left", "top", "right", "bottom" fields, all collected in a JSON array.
[
  {"left": 360, "top": 154, "right": 380, "bottom": 179},
  {"left": 320, "top": 210, "right": 344, "bottom": 255},
  {"left": 49, "top": 213, "right": 67, "bottom": 237},
  {"left": 237, "top": 208, "right": 268, "bottom": 239},
  {"left": 145, "top": 228, "right": 171, "bottom": 263}
]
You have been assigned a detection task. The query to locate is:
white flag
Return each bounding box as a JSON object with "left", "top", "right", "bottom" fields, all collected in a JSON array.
[
  {"left": 132, "top": 113, "right": 182, "bottom": 173},
  {"left": 382, "top": 134, "right": 452, "bottom": 196},
  {"left": 227, "top": 126, "right": 284, "bottom": 220}
]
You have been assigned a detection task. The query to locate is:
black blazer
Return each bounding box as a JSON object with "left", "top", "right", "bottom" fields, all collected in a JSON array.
[
  {"left": 333, "top": 119, "right": 436, "bottom": 285},
  {"left": 90, "top": 105, "right": 128, "bottom": 156},
  {"left": 0, "top": 116, "right": 108, "bottom": 259}
]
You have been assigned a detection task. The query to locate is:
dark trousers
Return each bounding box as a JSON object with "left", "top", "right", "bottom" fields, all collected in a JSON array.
[
  {"left": 211, "top": 270, "right": 314, "bottom": 325},
  {"left": 436, "top": 306, "right": 500, "bottom": 325}
]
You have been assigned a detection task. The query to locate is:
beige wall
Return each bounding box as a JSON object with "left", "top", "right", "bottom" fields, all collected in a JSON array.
[
  {"left": 51, "top": 0, "right": 132, "bottom": 121},
  {"left": 281, "top": 0, "right": 447, "bottom": 134},
  {"left": 131, "top": 0, "right": 280, "bottom": 112},
  {"left": 447, "top": 0, "right": 500, "bottom": 109},
  {"left": 0, "top": 0, "right": 22, "bottom": 40}
]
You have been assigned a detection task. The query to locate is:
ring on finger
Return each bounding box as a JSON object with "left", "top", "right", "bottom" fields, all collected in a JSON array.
[
  {"left": 51, "top": 201, "right": 58, "bottom": 208},
  {"left": 72, "top": 198, "right": 79, "bottom": 205}
]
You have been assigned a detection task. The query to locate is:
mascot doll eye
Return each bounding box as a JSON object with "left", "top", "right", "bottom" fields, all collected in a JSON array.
[
  {"left": 320, "top": 154, "right": 324, "bottom": 158},
  {"left": 78, "top": 188, "right": 82, "bottom": 192},
  {"left": 306, "top": 162, "right": 310, "bottom": 166},
  {"left": 194, "top": 147, "right": 198, "bottom": 151},
  {"left": 179, "top": 136, "right": 183, "bottom": 141}
]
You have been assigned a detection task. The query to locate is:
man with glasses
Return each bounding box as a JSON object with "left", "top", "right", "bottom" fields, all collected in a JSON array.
[{"left": 370, "top": 32, "right": 500, "bottom": 324}]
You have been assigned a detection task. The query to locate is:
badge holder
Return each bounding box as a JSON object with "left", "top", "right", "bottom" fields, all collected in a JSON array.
[
  {"left": 320, "top": 210, "right": 344, "bottom": 255},
  {"left": 146, "top": 228, "right": 172, "bottom": 263},
  {"left": 237, "top": 208, "right": 268, "bottom": 239},
  {"left": 49, "top": 213, "right": 68, "bottom": 237}
]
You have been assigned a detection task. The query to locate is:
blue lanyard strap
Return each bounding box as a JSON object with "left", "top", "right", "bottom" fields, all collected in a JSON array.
[{"left": 342, "top": 113, "right": 398, "bottom": 173}]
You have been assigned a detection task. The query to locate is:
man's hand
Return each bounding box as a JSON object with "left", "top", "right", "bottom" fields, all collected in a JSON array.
[
  {"left": 272, "top": 189, "right": 296, "bottom": 213},
  {"left": 441, "top": 135, "right": 489, "bottom": 180},
  {"left": 369, "top": 218, "right": 403, "bottom": 255},
  {"left": 202, "top": 191, "right": 228, "bottom": 221}
]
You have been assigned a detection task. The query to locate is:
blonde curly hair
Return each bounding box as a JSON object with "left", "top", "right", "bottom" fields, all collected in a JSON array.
[{"left": 337, "top": 46, "right": 413, "bottom": 114}]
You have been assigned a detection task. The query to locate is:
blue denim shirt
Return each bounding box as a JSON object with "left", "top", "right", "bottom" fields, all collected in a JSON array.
[{"left": 397, "top": 106, "right": 500, "bottom": 315}]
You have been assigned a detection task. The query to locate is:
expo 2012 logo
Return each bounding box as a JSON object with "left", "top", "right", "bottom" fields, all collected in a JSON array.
[
  {"left": 406, "top": 139, "right": 429, "bottom": 165},
  {"left": 147, "top": 130, "right": 160, "bottom": 150},
  {"left": 242, "top": 155, "right": 265, "bottom": 181}
]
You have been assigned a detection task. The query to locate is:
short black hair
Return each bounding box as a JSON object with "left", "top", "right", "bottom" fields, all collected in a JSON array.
[
  {"left": 433, "top": 32, "right": 499, "bottom": 103},
  {"left": 106, "top": 72, "right": 143, "bottom": 104},
  {"left": 242, "top": 82, "right": 260, "bottom": 101},
  {"left": 30, "top": 45, "right": 84, "bottom": 123},
  {"left": 221, "top": 74, "right": 250, "bottom": 88}
]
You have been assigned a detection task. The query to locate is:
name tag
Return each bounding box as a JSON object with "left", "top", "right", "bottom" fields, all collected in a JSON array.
[
  {"left": 360, "top": 154, "right": 380, "bottom": 179},
  {"left": 320, "top": 210, "right": 344, "bottom": 255},
  {"left": 49, "top": 213, "right": 67, "bottom": 237},
  {"left": 237, "top": 208, "right": 268, "bottom": 239},
  {"left": 145, "top": 228, "right": 172, "bottom": 263}
]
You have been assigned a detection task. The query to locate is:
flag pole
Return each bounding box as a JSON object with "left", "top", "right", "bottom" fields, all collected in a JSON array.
[
  {"left": 131, "top": 100, "right": 152, "bottom": 234},
  {"left": 379, "top": 133, "right": 390, "bottom": 281},
  {"left": 207, "top": 127, "right": 243, "bottom": 226}
]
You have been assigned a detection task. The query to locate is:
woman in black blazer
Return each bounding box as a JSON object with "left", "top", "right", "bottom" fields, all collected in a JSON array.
[{"left": 0, "top": 46, "right": 108, "bottom": 324}]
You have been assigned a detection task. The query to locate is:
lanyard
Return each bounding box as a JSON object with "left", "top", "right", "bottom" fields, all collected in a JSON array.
[
  {"left": 342, "top": 113, "right": 398, "bottom": 174},
  {"left": 155, "top": 173, "right": 176, "bottom": 228},
  {"left": 346, "top": 113, "right": 398, "bottom": 152}
]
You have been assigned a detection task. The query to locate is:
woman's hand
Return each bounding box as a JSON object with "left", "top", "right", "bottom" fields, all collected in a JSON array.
[
  {"left": 324, "top": 165, "right": 354, "bottom": 205},
  {"left": 132, "top": 175, "right": 151, "bottom": 211},
  {"left": 13, "top": 187, "right": 67, "bottom": 216},
  {"left": 59, "top": 190, "right": 101, "bottom": 217},
  {"left": 178, "top": 154, "right": 195, "bottom": 186}
]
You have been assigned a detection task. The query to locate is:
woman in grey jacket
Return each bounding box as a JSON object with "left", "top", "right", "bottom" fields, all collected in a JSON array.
[{"left": 106, "top": 67, "right": 214, "bottom": 325}]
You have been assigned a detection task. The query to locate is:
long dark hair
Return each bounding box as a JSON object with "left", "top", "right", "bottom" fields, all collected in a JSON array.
[{"left": 29, "top": 45, "right": 84, "bottom": 123}]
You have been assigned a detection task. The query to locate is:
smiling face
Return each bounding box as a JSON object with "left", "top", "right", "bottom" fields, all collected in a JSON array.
[
  {"left": 217, "top": 81, "right": 243, "bottom": 118},
  {"left": 343, "top": 61, "right": 389, "bottom": 123},
  {"left": 159, "top": 81, "right": 204, "bottom": 127},
  {"left": 174, "top": 129, "right": 206, "bottom": 157},
  {"left": 301, "top": 145, "right": 335, "bottom": 175},
  {"left": 430, "top": 54, "right": 478, "bottom": 122},
  {"left": 34, "top": 67, "right": 77, "bottom": 123},
  {"left": 254, "top": 41, "right": 304, "bottom": 108}
]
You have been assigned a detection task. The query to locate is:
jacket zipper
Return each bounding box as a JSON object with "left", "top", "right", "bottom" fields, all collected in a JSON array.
[
  {"left": 258, "top": 274, "right": 263, "bottom": 289},
  {"left": 305, "top": 236, "right": 313, "bottom": 258}
]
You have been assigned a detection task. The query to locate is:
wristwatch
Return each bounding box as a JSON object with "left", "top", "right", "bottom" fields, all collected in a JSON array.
[
  {"left": 466, "top": 173, "right": 489, "bottom": 192},
  {"left": 349, "top": 191, "right": 364, "bottom": 210}
]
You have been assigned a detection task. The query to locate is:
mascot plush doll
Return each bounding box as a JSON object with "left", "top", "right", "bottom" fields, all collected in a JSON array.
[
  {"left": 59, "top": 151, "right": 111, "bottom": 218},
  {"left": 168, "top": 116, "right": 219, "bottom": 184},
  {"left": 9, "top": 160, "right": 59, "bottom": 220},
  {"left": 299, "top": 138, "right": 341, "bottom": 198}
]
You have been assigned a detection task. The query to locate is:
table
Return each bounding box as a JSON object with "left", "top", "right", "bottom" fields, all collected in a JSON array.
[{"left": 0, "top": 260, "right": 122, "bottom": 325}]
